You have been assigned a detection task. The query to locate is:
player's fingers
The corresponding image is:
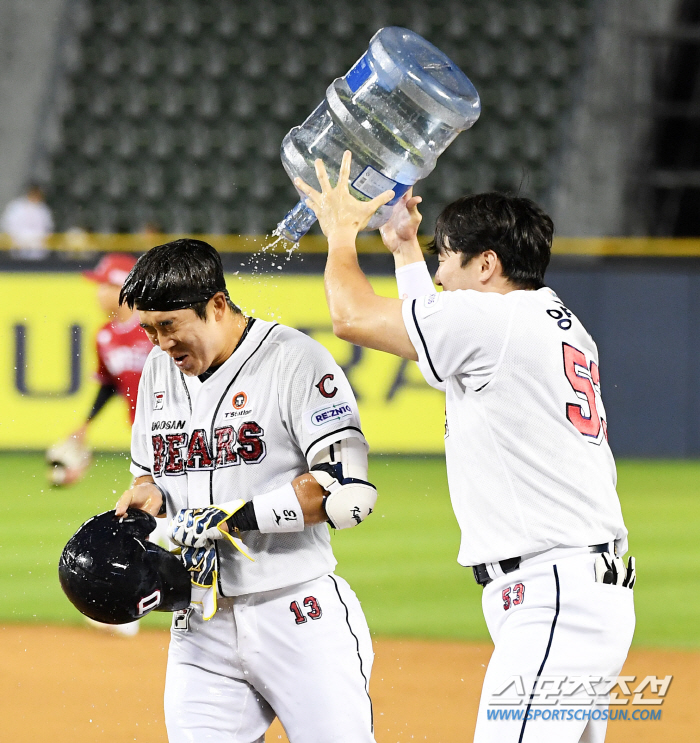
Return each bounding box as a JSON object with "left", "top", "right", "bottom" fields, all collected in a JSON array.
[
  {"left": 338, "top": 150, "right": 352, "bottom": 188},
  {"left": 114, "top": 490, "right": 133, "bottom": 517},
  {"left": 401, "top": 187, "right": 413, "bottom": 203},
  {"left": 407, "top": 195, "right": 423, "bottom": 210},
  {"left": 301, "top": 196, "right": 321, "bottom": 218},
  {"left": 294, "top": 177, "right": 320, "bottom": 201},
  {"left": 314, "top": 158, "right": 332, "bottom": 193},
  {"left": 367, "top": 189, "right": 395, "bottom": 212}
]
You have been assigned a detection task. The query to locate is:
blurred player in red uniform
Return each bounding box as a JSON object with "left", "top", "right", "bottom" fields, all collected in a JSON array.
[
  {"left": 47, "top": 253, "right": 152, "bottom": 487},
  {"left": 47, "top": 253, "right": 158, "bottom": 637},
  {"left": 84, "top": 252, "right": 152, "bottom": 427}
]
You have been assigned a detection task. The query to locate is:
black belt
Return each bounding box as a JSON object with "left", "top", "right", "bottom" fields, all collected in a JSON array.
[{"left": 472, "top": 543, "right": 612, "bottom": 587}]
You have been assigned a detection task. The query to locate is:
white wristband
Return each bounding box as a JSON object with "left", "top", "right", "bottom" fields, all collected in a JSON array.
[
  {"left": 253, "top": 482, "right": 305, "bottom": 533},
  {"left": 396, "top": 261, "right": 434, "bottom": 299}
]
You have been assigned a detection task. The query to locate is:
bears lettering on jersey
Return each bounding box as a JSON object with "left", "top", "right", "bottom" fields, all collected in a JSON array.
[
  {"left": 164, "top": 433, "right": 187, "bottom": 475},
  {"left": 214, "top": 426, "right": 237, "bottom": 467},
  {"left": 186, "top": 429, "right": 215, "bottom": 469},
  {"left": 151, "top": 423, "right": 267, "bottom": 476},
  {"left": 237, "top": 422, "right": 266, "bottom": 463}
]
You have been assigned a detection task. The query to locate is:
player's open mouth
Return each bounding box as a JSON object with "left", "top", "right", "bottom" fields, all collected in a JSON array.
[{"left": 173, "top": 354, "right": 188, "bottom": 366}]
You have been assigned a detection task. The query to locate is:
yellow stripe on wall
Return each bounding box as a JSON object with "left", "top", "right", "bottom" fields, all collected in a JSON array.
[
  {"left": 3, "top": 234, "right": 700, "bottom": 256},
  {"left": 0, "top": 273, "right": 446, "bottom": 453}
]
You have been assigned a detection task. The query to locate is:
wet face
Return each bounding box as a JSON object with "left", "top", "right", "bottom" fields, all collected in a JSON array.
[{"left": 138, "top": 306, "right": 220, "bottom": 376}]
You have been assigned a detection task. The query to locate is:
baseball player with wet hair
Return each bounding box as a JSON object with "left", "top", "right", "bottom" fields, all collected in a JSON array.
[
  {"left": 296, "top": 152, "right": 636, "bottom": 743},
  {"left": 114, "top": 238, "right": 377, "bottom": 743}
]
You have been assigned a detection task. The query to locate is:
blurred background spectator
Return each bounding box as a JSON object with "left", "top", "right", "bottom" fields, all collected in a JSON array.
[{"left": 0, "top": 183, "right": 54, "bottom": 259}]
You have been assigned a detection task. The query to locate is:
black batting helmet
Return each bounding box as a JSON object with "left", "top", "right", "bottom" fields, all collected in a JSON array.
[{"left": 59, "top": 508, "right": 190, "bottom": 624}]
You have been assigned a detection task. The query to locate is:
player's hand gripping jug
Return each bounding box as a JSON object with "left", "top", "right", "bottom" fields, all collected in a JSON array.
[{"left": 275, "top": 27, "right": 480, "bottom": 242}]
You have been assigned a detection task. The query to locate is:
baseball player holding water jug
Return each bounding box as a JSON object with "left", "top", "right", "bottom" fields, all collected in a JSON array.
[
  {"left": 114, "top": 239, "right": 377, "bottom": 743},
  {"left": 296, "top": 151, "right": 636, "bottom": 743}
]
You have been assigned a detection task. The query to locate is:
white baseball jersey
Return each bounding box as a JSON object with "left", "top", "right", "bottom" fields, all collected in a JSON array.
[
  {"left": 402, "top": 287, "right": 628, "bottom": 566},
  {"left": 130, "top": 318, "right": 367, "bottom": 596}
]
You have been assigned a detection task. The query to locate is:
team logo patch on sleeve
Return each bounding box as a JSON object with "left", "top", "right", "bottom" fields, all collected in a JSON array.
[
  {"left": 304, "top": 401, "right": 355, "bottom": 432},
  {"left": 315, "top": 374, "right": 338, "bottom": 398},
  {"left": 153, "top": 391, "right": 165, "bottom": 410}
]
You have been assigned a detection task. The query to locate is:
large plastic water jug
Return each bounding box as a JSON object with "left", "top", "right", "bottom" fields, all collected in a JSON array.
[{"left": 274, "top": 26, "right": 481, "bottom": 242}]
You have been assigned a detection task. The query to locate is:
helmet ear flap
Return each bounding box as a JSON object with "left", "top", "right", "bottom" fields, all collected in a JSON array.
[{"left": 145, "top": 542, "right": 191, "bottom": 612}]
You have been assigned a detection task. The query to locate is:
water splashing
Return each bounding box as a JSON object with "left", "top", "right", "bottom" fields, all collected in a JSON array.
[{"left": 234, "top": 234, "right": 301, "bottom": 284}]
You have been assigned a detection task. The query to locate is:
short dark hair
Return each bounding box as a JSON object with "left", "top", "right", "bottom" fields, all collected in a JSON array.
[
  {"left": 119, "top": 238, "right": 240, "bottom": 318},
  {"left": 428, "top": 192, "right": 553, "bottom": 290}
]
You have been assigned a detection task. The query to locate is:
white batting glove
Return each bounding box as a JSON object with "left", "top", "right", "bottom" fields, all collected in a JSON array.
[{"left": 168, "top": 500, "right": 246, "bottom": 548}]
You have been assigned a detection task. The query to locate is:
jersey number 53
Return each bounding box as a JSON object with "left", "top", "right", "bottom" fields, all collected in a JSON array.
[{"left": 562, "top": 343, "right": 608, "bottom": 443}]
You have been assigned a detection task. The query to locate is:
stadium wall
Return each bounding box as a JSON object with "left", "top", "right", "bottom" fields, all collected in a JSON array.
[
  {"left": 1, "top": 253, "right": 699, "bottom": 457},
  {"left": 549, "top": 0, "right": 679, "bottom": 236},
  {"left": 0, "top": 0, "right": 67, "bottom": 207}
]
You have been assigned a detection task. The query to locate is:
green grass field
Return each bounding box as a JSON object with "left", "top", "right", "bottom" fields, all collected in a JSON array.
[{"left": 0, "top": 453, "right": 697, "bottom": 648}]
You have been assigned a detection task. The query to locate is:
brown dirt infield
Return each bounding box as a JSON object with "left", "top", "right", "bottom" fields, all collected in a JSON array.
[{"left": 2, "top": 624, "right": 695, "bottom": 742}]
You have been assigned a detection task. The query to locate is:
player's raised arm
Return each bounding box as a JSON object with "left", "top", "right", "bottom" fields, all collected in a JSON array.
[
  {"left": 379, "top": 189, "right": 439, "bottom": 300},
  {"left": 294, "top": 151, "right": 418, "bottom": 360},
  {"left": 379, "top": 188, "right": 425, "bottom": 268}
]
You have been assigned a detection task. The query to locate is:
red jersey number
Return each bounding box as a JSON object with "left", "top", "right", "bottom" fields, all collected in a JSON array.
[
  {"left": 290, "top": 596, "right": 323, "bottom": 625},
  {"left": 562, "top": 343, "right": 605, "bottom": 440}
]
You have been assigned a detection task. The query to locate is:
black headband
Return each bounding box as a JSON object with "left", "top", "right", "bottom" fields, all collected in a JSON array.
[{"left": 135, "top": 288, "right": 230, "bottom": 312}]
